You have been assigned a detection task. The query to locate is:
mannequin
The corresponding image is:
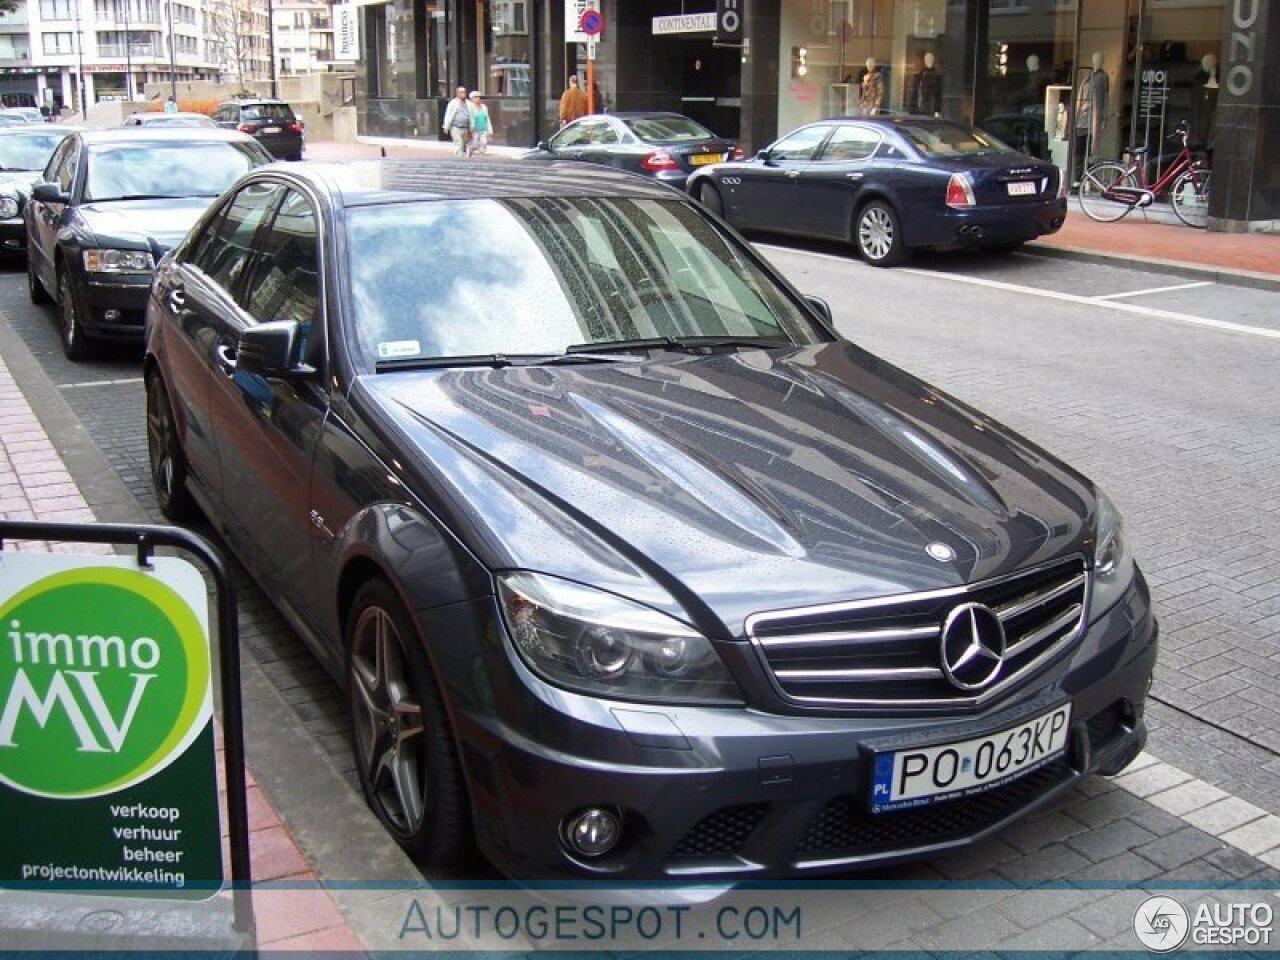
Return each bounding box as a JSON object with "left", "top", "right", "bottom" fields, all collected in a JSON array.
[
  {"left": 1017, "top": 54, "right": 1044, "bottom": 108},
  {"left": 858, "top": 57, "right": 884, "bottom": 116},
  {"left": 1190, "top": 53, "right": 1219, "bottom": 151},
  {"left": 910, "top": 51, "right": 942, "bottom": 115},
  {"left": 1076, "top": 51, "right": 1109, "bottom": 158}
]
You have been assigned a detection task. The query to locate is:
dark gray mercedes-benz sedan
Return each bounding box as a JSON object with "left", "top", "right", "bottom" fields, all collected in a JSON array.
[{"left": 144, "top": 159, "right": 1156, "bottom": 880}]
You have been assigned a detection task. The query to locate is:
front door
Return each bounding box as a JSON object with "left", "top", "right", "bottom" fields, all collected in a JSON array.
[{"left": 730, "top": 123, "right": 833, "bottom": 230}]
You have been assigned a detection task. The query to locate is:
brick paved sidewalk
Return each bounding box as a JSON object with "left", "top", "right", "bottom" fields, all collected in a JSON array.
[{"left": 1, "top": 352, "right": 364, "bottom": 953}]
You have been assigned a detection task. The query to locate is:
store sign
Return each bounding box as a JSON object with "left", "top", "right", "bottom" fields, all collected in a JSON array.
[
  {"left": 653, "top": 13, "right": 715, "bottom": 35},
  {"left": 0, "top": 554, "right": 221, "bottom": 897},
  {"left": 335, "top": 3, "right": 359, "bottom": 61},
  {"left": 715, "top": 0, "right": 743, "bottom": 45}
]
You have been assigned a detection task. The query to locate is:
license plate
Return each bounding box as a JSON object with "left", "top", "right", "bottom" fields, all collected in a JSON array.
[
  {"left": 870, "top": 703, "right": 1071, "bottom": 813},
  {"left": 1007, "top": 180, "right": 1037, "bottom": 196},
  {"left": 690, "top": 153, "right": 725, "bottom": 166},
  {"left": 262, "top": 126, "right": 282, "bottom": 134}
]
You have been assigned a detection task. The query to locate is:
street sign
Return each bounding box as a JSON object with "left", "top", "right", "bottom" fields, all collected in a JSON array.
[{"left": 579, "top": 7, "right": 603, "bottom": 35}]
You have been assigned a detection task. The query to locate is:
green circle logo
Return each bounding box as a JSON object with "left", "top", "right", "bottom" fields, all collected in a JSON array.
[{"left": 0, "top": 567, "right": 210, "bottom": 799}]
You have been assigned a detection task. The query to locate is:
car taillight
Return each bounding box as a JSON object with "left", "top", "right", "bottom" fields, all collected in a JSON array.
[
  {"left": 641, "top": 149, "right": 679, "bottom": 171},
  {"left": 287, "top": 121, "right": 303, "bottom": 134},
  {"left": 236, "top": 123, "right": 254, "bottom": 134},
  {"left": 945, "top": 172, "right": 976, "bottom": 208},
  {"left": 730, "top": 145, "right": 745, "bottom": 161}
]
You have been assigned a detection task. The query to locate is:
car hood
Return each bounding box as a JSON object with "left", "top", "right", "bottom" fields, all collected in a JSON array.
[
  {"left": 360, "top": 343, "right": 1096, "bottom": 633},
  {"left": 78, "top": 196, "right": 212, "bottom": 253},
  {"left": 0, "top": 170, "right": 40, "bottom": 192}
]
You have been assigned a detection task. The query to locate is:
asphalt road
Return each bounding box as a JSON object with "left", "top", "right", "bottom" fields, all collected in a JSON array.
[{"left": 2, "top": 243, "right": 1278, "bottom": 946}]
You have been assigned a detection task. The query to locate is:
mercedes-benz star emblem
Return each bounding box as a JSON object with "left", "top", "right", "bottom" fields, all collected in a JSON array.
[{"left": 940, "top": 602, "right": 1006, "bottom": 691}]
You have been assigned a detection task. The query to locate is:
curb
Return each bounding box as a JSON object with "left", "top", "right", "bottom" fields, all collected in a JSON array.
[{"left": 1023, "top": 240, "right": 1280, "bottom": 294}]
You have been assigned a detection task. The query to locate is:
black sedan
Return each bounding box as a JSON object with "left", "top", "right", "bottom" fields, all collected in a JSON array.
[
  {"left": 0, "top": 124, "right": 79, "bottom": 257},
  {"left": 145, "top": 159, "right": 1153, "bottom": 880},
  {"left": 688, "top": 116, "right": 1066, "bottom": 266},
  {"left": 521, "top": 112, "right": 740, "bottom": 191},
  {"left": 25, "top": 127, "right": 273, "bottom": 360}
]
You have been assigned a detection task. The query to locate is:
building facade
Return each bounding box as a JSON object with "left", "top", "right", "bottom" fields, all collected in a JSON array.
[
  {"left": 272, "top": 0, "right": 354, "bottom": 76},
  {"left": 354, "top": 0, "right": 1277, "bottom": 230},
  {"left": 11, "top": 0, "right": 273, "bottom": 112}
]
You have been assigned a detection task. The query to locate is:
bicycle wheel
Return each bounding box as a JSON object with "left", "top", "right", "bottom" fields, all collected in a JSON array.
[
  {"left": 1171, "top": 169, "right": 1211, "bottom": 228},
  {"left": 1077, "top": 162, "right": 1135, "bottom": 223}
]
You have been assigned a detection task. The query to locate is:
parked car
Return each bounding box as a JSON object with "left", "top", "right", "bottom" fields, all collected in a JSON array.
[
  {"left": 0, "top": 124, "right": 81, "bottom": 257},
  {"left": 26, "top": 128, "right": 273, "bottom": 360},
  {"left": 144, "top": 158, "right": 1154, "bottom": 880},
  {"left": 522, "top": 112, "right": 741, "bottom": 191},
  {"left": 212, "top": 97, "right": 304, "bottom": 160},
  {"left": 688, "top": 116, "right": 1066, "bottom": 266},
  {"left": 123, "top": 111, "right": 218, "bottom": 128},
  {"left": 0, "top": 106, "right": 47, "bottom": 125}
]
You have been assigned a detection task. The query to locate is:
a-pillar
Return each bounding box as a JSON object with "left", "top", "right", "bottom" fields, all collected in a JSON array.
[{"left": 1209, "top": 0, "right": 1280, "bottom": 231}]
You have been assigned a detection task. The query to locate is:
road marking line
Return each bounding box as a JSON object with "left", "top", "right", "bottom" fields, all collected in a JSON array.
[
  {"left": 1094, "top": 280, "right": 1215, "bottom": 300},
  {"left": 755, "top": 246, "right": 1280, "bottom": 342},
  {"left": 58, "top": 378, "right": 145, "bottom": 389}
]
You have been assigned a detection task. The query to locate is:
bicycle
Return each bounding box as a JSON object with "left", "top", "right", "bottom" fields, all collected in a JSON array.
[{"left": 1077, "top": 121, "right": 1212, "bottom": 228}]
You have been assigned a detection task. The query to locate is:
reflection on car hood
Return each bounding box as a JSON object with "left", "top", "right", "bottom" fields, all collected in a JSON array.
[
  {"left": 0, "top": 170, "right": 39, "bottom": 194},
  {"left": 78, "top": 196, "right": 213, "bottom": 251},
  {"left": 362, "top": 342, "right": 1094, "bottom": 631}
]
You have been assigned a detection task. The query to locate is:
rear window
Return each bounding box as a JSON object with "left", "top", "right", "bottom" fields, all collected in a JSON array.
[
  {"left": 622, "top": 116, "right": 716, "bottom": 143},
  {"left": 239, "top": 103, "right": 296, "bottom": 122},
  {"left": 898, "top": 122, "right": 1010, "bottom": 157}
]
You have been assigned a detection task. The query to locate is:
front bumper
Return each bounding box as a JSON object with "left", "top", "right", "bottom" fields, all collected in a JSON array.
[
  {"left": 429, "top": 570, "right": 1157, "bottom": 881},
  {"left": 0, "top": 218, "right": 26, "bottom": 254},
  {"left": 77, "top": 271, "right": 152, "bottom": 341}
]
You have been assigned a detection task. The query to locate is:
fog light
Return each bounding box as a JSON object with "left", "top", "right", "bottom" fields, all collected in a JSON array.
[
  {"left": 103, "top": 309, "right": 121, "bottom": 322},
  {"left": 563, "top": 807, "right": 621, "bottom": 858}
]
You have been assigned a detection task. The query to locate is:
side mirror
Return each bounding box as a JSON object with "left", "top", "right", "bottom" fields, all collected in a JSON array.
[
  {"left": 804, "top": 295, "right": 833, "bottom": 325},
  {"left": 755, "top": 148, "right": 772, "bottom": 164},
  {"left": 537, "top": 140, "right": 550, "bottom": 151},
  {"left": 32, "top": 182, "right": 69, "bottom": 204},
  {"left": 237, "top": 320, "right": 314, "bottom": 379}
]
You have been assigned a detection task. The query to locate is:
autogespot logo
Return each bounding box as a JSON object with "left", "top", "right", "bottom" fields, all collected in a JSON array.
[
  {"left": 1134, "top": 895, "right": 1190, "bottom": 952},
  {"left": 0, "top": 567, "right": 210, "bottom": 799}
]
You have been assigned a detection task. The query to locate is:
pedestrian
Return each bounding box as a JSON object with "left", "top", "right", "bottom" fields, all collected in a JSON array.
[
  {"left": 164, "top": 95, "right": 178, "bottom": 114},
  {"left": 466, "top": 91, "right": 491, "bottom": 157},
  {"left": 558, "top": 75, "right": 589, "bottom": 127},
  {"left": 441, "top": 85, "right": 471, "bottom": 156}
]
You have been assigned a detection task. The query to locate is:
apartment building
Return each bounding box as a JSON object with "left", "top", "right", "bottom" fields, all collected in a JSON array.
[
  {"left": 10, "top": 0, "right": 272, "bottom": 111},
  {"left": 272, "top": 0, "right": 352, "bottom": 76}
]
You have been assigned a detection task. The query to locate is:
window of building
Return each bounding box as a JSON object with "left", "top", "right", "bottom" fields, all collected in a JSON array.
[
  {"left": 42, "top": 32, "right": 77, "bottom": 55},
  {"left": 39, "top": 0, "right": 77, "bottom": 21}
]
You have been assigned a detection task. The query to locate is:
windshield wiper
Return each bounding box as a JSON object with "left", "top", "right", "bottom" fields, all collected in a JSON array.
[
  {"left": 532, "top": 351, "right": 645, "bottom": 365},
  {"left": 566, "top": 337, "right": 681, "bottom": 354},
  {"left": 567, "top": 336, "right": 789, "bottom": 355},
  {"left": 91, "top": 194, "right": 184, "bottom": 202},
  {"left": 376, "top": 354, "right": 514, "bottom": 372}
]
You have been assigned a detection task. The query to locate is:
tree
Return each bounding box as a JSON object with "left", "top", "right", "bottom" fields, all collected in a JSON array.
[{"left": 0, "top": 0, "right": 17, "bottom": 13}]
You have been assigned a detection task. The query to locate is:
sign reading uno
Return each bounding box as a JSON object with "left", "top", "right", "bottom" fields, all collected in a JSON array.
[
  {"left": 1226, "top": 0, "right": 1260, "bottom": 97},
  {"left": 716, "top": 0, "right": 743, "bottom": 44},
  {"left": 0, "top": 554, "right": 221, "bottom": 895}
]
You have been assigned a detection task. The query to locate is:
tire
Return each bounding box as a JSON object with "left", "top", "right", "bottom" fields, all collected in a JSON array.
[
  {"left": 854, "top": 200, "right": 907, "bottom": 267},
  {"left": 698, "top": 181, "right": 724, "bottom": 218},
  {"left": 347, "top": 579, "right": 471, "bottom": 866},
  {"left": 27, "top": 254, "right": 51, "bottom": 305},
  {"left": 1076, "top": 162, "right": 1133, "bottom": 223},
  {"left": 146, "top": 373, "right": 199, "bottom": 522},
  {"left": 1170, "top": 169, "right": 1210, "bottom": 229},
  {"left": 57, "top": 267, "right": 90, "bottom": 361}
]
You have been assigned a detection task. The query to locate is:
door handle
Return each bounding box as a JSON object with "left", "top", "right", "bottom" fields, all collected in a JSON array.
[
  {"left": 786, "top": 170, "right": 800, "bottom": 178},
  {"left": 168, "top": 288, "right": 186, "bottom": 313},
  {"left": 214, "top": 343, "right": 237, "bottom": 377},
  {"left": 846, "top": 172, "right": 865, "bottom": 180}
]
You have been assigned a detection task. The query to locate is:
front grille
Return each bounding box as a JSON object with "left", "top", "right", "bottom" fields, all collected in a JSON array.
[
  {"left": 795, "top": 757, "right": 1072, "bottom": 858},
  {"left": 747, "top": 556, "right": 1088, "bottom": 709},
  {"left": 670, "top": 804, "right": 767, "bottom": 858}
]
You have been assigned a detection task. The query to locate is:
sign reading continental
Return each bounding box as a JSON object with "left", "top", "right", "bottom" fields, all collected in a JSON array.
[
  {"left": 0, "top": 553, "right": 221, "bottom": 897},
  {"left": 652, "top": 13, "right": 715, "bottom": 35}
]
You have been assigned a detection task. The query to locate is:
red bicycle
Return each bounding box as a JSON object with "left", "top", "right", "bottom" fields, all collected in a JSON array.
[{"left": 1077, "top": 121, "right": 1211, "bottom": 227}]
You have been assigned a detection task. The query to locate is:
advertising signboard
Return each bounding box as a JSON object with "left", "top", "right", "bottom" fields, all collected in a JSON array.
[{"left": 0, "top": 552, "right": 221, "bottom": 897}]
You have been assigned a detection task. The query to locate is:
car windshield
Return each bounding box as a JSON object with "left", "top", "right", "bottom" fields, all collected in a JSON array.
[
  {"left": 898, "top": 122, "right": 1011, "bottom": 157},
  {"left": 623, "top": 116, "right": 717, "bottom": 143},
  {"left": 346, "top": 197, "right": 822, "bottom": 368},
  {"left": 0, "top": 131, "right": 69, "bottom": 171},
  {"left": 85, "top": 140, "right": 265, "bottom": 200}
]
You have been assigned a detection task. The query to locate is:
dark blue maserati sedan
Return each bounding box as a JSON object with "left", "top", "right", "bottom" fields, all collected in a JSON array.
[
  {"left": 688, "top": 116, "right": 1067, "bottom": 266},
  {"left": 145, "top": 159, "right": 1152, "bottom": 880}
]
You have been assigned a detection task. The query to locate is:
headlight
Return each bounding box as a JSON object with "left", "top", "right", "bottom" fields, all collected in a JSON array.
[
  {"left": 83, "top": 248, "right": 155, "bottom": 274},
  {"left": 0, "top": 195, "right": 19, "bottom": 219},
  {"left": 1090, "top": 489, "right": 1135, "bottom": 620},
  {"left": 497, "top": 572, "right": 742, "bottom": 705}
]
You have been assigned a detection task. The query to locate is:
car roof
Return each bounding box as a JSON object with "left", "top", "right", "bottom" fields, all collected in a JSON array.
[
  {"left": 0, "top": 124, "right": 80, "bottom": 136},
  {"left": 221, "top": 97, "right": 292, "bottom": 105},
  {"left": 74, "top": 127, "right": 261, "bottom": 145},
  {"left": 260, "top": 158, "right": 686, "bottom": 207}
]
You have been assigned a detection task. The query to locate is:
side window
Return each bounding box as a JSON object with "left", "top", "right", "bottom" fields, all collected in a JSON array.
[
  {"left": 188, "top": 181, "right": 286, "bottom": 295},
  {"left": 820, "top": 125, "right": 881, "bottom": 162},
  {"left": 769, "top": 125, "right": 834, "bottom": 162},
  {"left": 242, "top": 190, "right": 320, "bottom": 334},
  {"left": 591, "top": 122, "right": 619, "bottom": 145},
  {"left": 551, "top": 121, "right": 591, "bottom": 149},
  {"left": 45, "top": 138, "right": 78, "bottom": 191}
]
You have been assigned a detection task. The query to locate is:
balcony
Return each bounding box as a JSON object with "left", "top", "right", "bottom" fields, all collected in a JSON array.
[{"left": 96, "top": 42, "right": 159, "bottom": 58}]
